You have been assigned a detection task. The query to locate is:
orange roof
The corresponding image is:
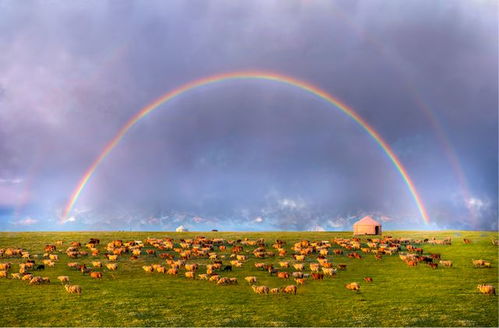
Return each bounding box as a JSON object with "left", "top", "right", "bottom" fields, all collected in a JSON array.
[{"left": 353, "top": 216, "right": 381, "bottom": 226}]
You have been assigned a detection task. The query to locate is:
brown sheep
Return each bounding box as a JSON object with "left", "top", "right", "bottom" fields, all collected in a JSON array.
[
  {"left": 167, "top": 268, "right": 178, "bottom": 275},
  {"left": 364, "top": 277, "right": 373, "bottom": 282},
  {"left": 29, "top": 276, "right": 44, "bottom": 285},
  {"left": 0, "top": 263, "right": 11, "bottom": 270}
]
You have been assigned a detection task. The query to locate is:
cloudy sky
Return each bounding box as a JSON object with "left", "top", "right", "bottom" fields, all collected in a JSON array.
[{"left": 0, "top": 0, "right": 497, "bottom": 231}]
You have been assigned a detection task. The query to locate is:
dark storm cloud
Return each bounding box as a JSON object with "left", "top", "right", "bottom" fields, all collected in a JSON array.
[{"left": 0, "top": 0, "right": 496, "bottom": 230}]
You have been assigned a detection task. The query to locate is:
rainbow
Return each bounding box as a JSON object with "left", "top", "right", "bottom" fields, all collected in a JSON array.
[{"left": 61, "top": 71, "right": 430, "bottom": 224}]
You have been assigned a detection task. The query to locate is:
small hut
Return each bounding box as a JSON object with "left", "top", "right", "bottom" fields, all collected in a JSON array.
[
  {"left": 175, "top": 225, "right": 188, "bottom": 232},
  {"left": 353, "top": 216, "right": 382, "bottom": 235}
]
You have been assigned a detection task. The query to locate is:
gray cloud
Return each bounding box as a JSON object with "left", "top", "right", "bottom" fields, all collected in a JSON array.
[{"left": 0, "top": 0, "right": 496, "bottom": 231}]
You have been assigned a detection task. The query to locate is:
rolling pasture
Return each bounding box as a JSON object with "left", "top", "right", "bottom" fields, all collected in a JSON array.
[{"left": 0, "top": 231, "right": 497, "bottom": 327}]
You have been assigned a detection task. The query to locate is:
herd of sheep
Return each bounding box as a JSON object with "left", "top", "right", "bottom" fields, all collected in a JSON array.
[{"left": 0, "top": 235, "right": 496, "bottom": 296}]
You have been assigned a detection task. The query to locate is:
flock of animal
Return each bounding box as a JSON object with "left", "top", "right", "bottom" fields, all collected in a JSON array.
[{"left": 0, "top": 236, "right": 496, "bottom": 296}]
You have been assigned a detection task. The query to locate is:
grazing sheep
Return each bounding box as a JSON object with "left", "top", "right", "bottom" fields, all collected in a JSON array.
[
  {"left": 107, "top": 255, "right": 118, "bottom": 261},
  {"left": 293, "top": 263, "right": 304, "bottom": 271},
  {"left": 270, "top": 288, "right": 280, "bottom": 294},
  {"left": 477, "top": 284, "right": 496, "bottom": 295},
  {"left": 156, "top": 266, "right": 166, "bottom": 273},
  {"left": 439, "top": 260, "right": 453, "bottom": 267},
  {"left": 167, "top": 268, "right": 178, "bottom": 275},
  {"left": 229, "top": 277, "right": 238, "bottom": 284},
  {"left": 106, "top": 263, "right": 118, "bottom": 271},
  {"left": 198, "top": 274, "right": 209, "bottom": 280},
  {"left": 345, "top": 282, "right": 360, "bottom": 291},
  {"left": 185, "top": 271, "right": 195, "bottom": 279},
  {"left": 483, "top": 262, "right": 492, "bottom": 268},
  {"left": 244, "top": 276, "right": 257, "bottom": 284},
  {"left": 364, "top": 277, "right": 373, "bottom": 282},
  {"left": 282, "top": 285, "right": 297, "bottom": 295},
  {"left": 64, "top": 284, "right": 82, "bottom": 295},
  {"left": 0, "top": 271, "right": 7, "bottom": 278},
  {"left": 185, "top": 264, "right": 198, "bottom": 272},
  {"left": 251, "top": 285, "right": 270, "bottom": 294},
  {"left": 292, "top": 272, "right": 304, "bottom": 278},
  {"left": 57, "top": 276, "right": 70, "bottom": 284},
  {"left": 90, "top": 272, "right": 103, "bottom": 279},
  {"left": 49, "top": 254, "right": 59, "bottom": 261}
]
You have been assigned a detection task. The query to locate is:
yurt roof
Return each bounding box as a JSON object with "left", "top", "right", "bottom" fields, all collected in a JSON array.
[{"left": 353, "top": 216, "right": 381, "bottom": 226}]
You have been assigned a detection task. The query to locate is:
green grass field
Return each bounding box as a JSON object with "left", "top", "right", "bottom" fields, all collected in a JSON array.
[{"left": 0, "top": 231, "right": 497, "bottom": 327}]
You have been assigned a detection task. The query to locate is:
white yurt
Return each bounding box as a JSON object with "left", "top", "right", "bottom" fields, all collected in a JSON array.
[{"left": 175, "top": 225, "right": 188, "bottom": 232}]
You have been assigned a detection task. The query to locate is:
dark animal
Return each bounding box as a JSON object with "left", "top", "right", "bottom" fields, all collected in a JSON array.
[
  {"left": 35, "top": 264, "right": 45, "bottom": 270},
  {"left": 222, "top": 265, "right": 232, "bottom": 272}
]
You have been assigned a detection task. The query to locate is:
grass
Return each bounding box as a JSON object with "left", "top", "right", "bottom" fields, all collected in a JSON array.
[{"left": 0, "top": 230, "right": 497, "bottom": 327}]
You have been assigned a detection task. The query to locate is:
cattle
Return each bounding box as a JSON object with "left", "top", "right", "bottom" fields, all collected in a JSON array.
[
  {"left": 106, "top": 263, "right": 118, "bottom": 271},
  {"left": 0, "top": 263, "right": 11, "bottom": 270},
  {"left": 29, "top": 276, "right": 44, "bottom": 285},
  {"left": 472, "top": 259, "right": 486, "bottom": 267},
  {"left": 251, "top": 285, "right": 270, "bottom": 294},
  {"left": 185, "top": 264, "right": 199, "bottom": 272},
  {"left": 167, "top": 268, "right": 178, "bottom": 275},
  {"left": 294, "top": 278, "right": 305, "bottom": 285},
  {"left": 11, "top": 273, "right": 21, "bottom": 279},
  {"left": 309, "top": 263, "right": 320, "bottom": 272},
  {"left": 345, "top": 282, "right": 360, "bottom": 291},
  {"left": 64, "top": 284, "right": 82, "bottom": 295},
  {"left": 439, "top": 260, "right": 453, "bottom": 267},
  {"left": 57, "top": 276, "right": 70, "bottom": 284},
  {"left": 277, "top": 272, "right": 289, "bottom": 279},
  {"left": 322, "top": 268, "right": 336, "bottom": 276},
  {"left": 282, "top": 285, "right": 297, "bottom": 295},
  {"left": 406, "top": 260, "right": 417, "bottom": 267},
  {"left": 293, "top": 263, "right": 304, "bottom": 271},
  {"left": 87, "top": 271, "right": 102, "bottom": 279},
  {"left": 245, "top": 276, "right": 257, "bottom": 284},
  {"left": 270, "top": 288, "right": 280, "bottom": 294},
  {"left": 364, "top": 277, "right": 373, "bottom": 282},
  {"left": 477, "top": 284, "right": 495, "bottom": 295},
  {"left": 428, "top": 263, "right": 438, "bottom": 269},
  {"left": 21, "top": 274, "right": 33, "bottom": 281},
  {"left": 311, "top": 273, "right": 324, "bottom": 280},
  {"left": 209, "top": 275, "right": 220, "bottom": 282}
]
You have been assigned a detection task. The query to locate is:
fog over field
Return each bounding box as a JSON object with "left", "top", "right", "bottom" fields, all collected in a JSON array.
[{"left": 0, "top": 1, "right": 497, "bottom": 231}]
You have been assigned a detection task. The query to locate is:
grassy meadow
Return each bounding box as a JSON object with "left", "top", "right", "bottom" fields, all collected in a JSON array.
[{"left": 0, "top": 230, "right": 497, "bottom": 327}]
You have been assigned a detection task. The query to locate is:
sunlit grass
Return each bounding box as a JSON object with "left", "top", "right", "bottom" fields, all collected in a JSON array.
[{"left": 0, "top": 230, "right": 497, "bottom": 326}]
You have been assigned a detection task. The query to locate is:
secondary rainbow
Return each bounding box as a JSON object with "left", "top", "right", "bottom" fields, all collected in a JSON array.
[{"left": 61, "top": 71, "right": 430, "bottom": 224}]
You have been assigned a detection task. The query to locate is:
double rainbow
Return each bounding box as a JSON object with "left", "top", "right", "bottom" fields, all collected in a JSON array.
[{"left": 61, "top": 71, "right": 430, "bottom": 224}]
